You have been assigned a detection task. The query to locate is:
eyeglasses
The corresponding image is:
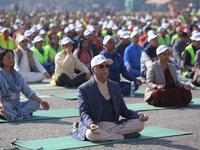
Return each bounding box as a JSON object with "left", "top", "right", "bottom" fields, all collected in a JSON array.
[
  {"left": 21, "top": 40, "right": 28, "bottom": 43},
  {"left": 95, "top": 64, "right": 110, "bottom": 69}
]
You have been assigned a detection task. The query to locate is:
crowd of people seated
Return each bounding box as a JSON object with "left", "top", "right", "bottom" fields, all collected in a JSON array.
[{"left": 0, "top": 6, "right": 200, "bottom": 125}]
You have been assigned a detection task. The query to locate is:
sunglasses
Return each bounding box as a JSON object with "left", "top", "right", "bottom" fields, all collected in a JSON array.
[
  {"left": 95, "top": 64, "right": 110, "bottom": 69},
  {"left": 21, "top": 40, "right": 28, "bottom": 43}
]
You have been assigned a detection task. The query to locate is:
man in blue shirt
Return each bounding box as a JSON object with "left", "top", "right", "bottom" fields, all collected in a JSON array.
[
  {"left": 100, "top": 35, "right": 142, "bottom": 94},
  {"left": 124, "top": 30, "right": 143, "bottom": 77}
]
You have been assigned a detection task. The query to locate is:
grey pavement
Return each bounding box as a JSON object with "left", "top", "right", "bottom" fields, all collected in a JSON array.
[{"left": 1, "top": 78, "right": 200, "bottom": 150}]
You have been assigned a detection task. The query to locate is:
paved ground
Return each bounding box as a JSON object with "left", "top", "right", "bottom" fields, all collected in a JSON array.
[{"left": 0, "top": 78, "right": 200, "bottom": 150}]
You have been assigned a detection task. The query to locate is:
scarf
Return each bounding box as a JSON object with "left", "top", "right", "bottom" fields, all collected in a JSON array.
[
  {"left": 143, "top": 44, "right": 157, "bottom": 58},
  {"left": 0, "top": 67, "right": 21, "bottom": 97}
]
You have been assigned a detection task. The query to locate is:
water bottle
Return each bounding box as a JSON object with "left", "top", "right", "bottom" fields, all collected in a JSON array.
[
  {"left": 130, "top": 81, "right": 135, "bottom": 97},
  {"left": 35, "top": 87, "right": 39, "bottom": 96},
  {"left": 176, "top": 70, "right": 182, "bottom": 81}
]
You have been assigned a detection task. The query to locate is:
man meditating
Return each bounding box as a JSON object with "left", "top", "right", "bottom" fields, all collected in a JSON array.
[{"left": 70, "top": 55, "right": 148, "bottom": 141}]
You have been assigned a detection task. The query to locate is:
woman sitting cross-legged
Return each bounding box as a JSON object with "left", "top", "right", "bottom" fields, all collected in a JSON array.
[
  {"left": 50, "top": 37, "right": 91, "bottom": 87},
  {"left": 0, "top": 49, "right": 50, "bottom": 121},
  {"left": 144, "top": 45, "right": 192, "bottom": 107}
]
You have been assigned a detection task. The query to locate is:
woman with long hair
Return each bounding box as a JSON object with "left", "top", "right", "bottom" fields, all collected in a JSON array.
[
  {"left": 73, "top": 38, "right": 93, "bottom": 69},
  {"left": 0, "top": 49, "right": 49, "bottom": 121}
]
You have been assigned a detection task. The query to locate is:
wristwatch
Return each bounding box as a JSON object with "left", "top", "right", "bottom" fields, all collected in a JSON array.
[{"left": 135, "top": 113, "right": 142, "bottom": 119}]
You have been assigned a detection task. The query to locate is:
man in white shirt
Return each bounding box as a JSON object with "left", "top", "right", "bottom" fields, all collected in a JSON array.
[{"left": 14, "top": 35, "right": 50, "bottom": 83}]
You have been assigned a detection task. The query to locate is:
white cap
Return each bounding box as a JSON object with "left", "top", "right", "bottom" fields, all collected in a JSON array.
[
  {"left": 192, "top": 30, "right": 199, "bottom": 36},
  {"left": 75, "top": 27, "right": 81, "bottom": 32},
  {"left": 84, "top": 30, "right": 92, "bottom": 36},
  {"left": 98, "top": 21, "right": 103, "bottom": 25},
  {"left": 193, "top": 16, "right": 198, "bottom": 22},
  {"left": 147, "top": 30, "right": 156, "bottom": 37},
  {"left": 69, "top": 24, "right": 75, "bottom": 30},
  {"left": 148, "top": 34, "right": 159, "bottom": 42},
  {"left": 198, "top": 24, "right": 200, "bottom": 29},
  {"left": 49, "top": 23, "right": 56, "bottom": 29},
  {"left": 2, "top": 28, "right": 8, "bottom": 33},
  {"left": 133, "top": 27, "right": 142, "bottom": 33},
  {"left": 117, "top": 29, "right": 123, "bottom": 36},
  {"left": 191, "top": 33, "right": 200, "bottom": 41},
  {"left": 18, "top": 35, "right": 28, "bottom": 43},
  {"left": 39, "top": 29, "right": 46, "bottom": 35},
  {"left": 24, "top": 30, "right": 32, "bottom": 37},
  {"left": 88, "top": 26, "right": 95, "bottom": 32},
  {"left": 156, "top": 45, "right": 169, "bottom": 56},
  {"left": 61, "top": 21, "right": 67, "bottom": 26},
  {"left": 0, "top": 26, "right": 3, "bottom": 32},
  {"left": 91, "top": 55, "right": 113, "bottom": 68},
  {"left": 13, "top": 24, "right": 18, "bottom": 30},
  {"left": 40, "top": 17, "right": 44, "bottom": 21},
  {"left": 146, "top": 21, "right": 151, "bottom": 26},
  {"left": 112, "top": 25, "right": 118, "bottom": 31},
  {"left": 30, "top": 28, "right": 37, "bottom": 33},
  {"left": 61, "top": 37, "right": 74, "bottom": 45},
  {"left": 106, "top": 23, "right": 112, "bottom": 29},
  {"left": 103, "top": 35, "right": 114, "bottom": 45},
  {"left": 120, "top": 31, "right": 130, "bottom": 39},
  {"left": 162, "top": 23, "right": 168, "bottom": 29},
  {"left": 34, "top": 36, "right": 43, "bottom": 44},
  {"left": 64, "top": 27, "right": 72, "bottom": 33},
  {"left": 130, "top": 30, "right": 140, "bottom": 39},
  {"left": 158, "top": 26, "right": 165, "bottom": 32},
  {"left": 37, "top": 24, "right": 43, "bottom": 30},
  {"left": 15, "top": 18, "right": 21, "bottom": 24}
]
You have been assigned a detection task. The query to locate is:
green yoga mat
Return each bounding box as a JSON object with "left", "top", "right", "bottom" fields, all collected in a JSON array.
[
  {"left": 29, "top": 86, "right": 66, "bottom": 91},
  {"left": 29, "top": 86, "right": 78, "bottom": 91},
  {"left": 53, "top": 89, "right": 146, "bottom": 100},
  {"left": 127, "top": 98, "right": 200, "bottom": 111},
  {"left": 0, "top": 109, "right": 79, "bottom": 123},
  {"left": 12, "top": 126, "right": 191, "bottom": 150}
]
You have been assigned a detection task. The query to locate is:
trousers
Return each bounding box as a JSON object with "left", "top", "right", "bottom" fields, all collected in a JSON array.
[{"left": 85, "top": 119, "right": 144, "bottom": 142}]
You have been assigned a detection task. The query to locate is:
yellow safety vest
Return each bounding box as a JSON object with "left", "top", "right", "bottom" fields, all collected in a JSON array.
[
  {"left": 45, "top": 45, "right": 63, "bottom": 59},
  {"left": 181, "top": 44, "right": 195, "bottom": 76},
  {"left": 0, "top": 36, "right": 14, "bottom": 50},
  {"left": 158, "top": 34, "right": 170, "bottom": 47},
  {"left": 30, "top": 46, "right": 49, "bottom": 63}
]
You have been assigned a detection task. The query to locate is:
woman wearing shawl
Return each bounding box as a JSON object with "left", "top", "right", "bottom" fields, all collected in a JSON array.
[
  {"left": 0, "top": 49, "right": 50, "bottom": 121},
  {"left": 145, "top": 45, "right": 192, "bottom": 107}
]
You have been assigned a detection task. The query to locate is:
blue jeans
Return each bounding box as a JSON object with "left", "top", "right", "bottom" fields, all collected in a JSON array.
[{"left": 41, "top": 62, "right": 55, "bottom": 76}]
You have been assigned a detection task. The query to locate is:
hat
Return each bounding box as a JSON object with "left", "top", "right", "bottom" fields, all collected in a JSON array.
[
  {"left": 64, "top": 27, "right": 72, "bottom": 33},
  {"left": 133, "top": 27, "right": 142, "bottom": 33},
  {"left": 88, "top": 26, "right": 95, "bottom": 32},
  {"left": 148, "top": 34, "right": 159, "bottom": 42},
  {"left": 30, "top": 28, "right": 37, "bottom": 33},
  {"left": 156, "top": 45, "right": 169, "bottom": 56},
  {"left": 147, "top": 30, "right": 156, "bottom": 37},
  {"left": 120, "top": 31, "right": 130, "bottom": 39},
  {"left": 34, "top": 36, "right": 43, "bottom": 44},
  {"left": 13, "top": 24, "right": 18, "bottom": 30},
  {"left": 91, "top": 55, "right": 113, "bottom": 68},
  {"left": 84, "top": 30, "right": 92, "bottom": 36},
  {"left": 112, "top": 25, "right": 118, "bottom": 31},
  {"left": 191, "top": 33, "right": 200, "bottom": 41},
  {"left": 24, "top": 30, "right": 32, "bottom": 37},
  {"left": 158, "top": 26, "right": 165, "bottom": 32},
  {"left": 49, "top": 23, "right": 56, "bottom": 29},
  {"left": 39, "top": 29, "right": 46, "bottom": 35},
  {"left": 0, "top": 26, "right": 3, "bottom": 32},
  {"left": 18, "top": 35, "right": 28, "bottom": 43},
  {"left": 61, "top": 21, "right": 67, "bottom": 26},
  {"left": 2, "top": 28, "right": 8, "bottom": 33},
  {"left": 61, "top": 37, "right": 74, "bottom": 45},
  {"left": 130, "top": 30, "right": 140, "bottom": 39},
  {"left": 75, "top": 27, "right": 81, "bottom": 32},
  {"left": 103, "top": 35, "right": 114, "bottom": 45},
  {"left": 37, "top": 24, "right": 43, "bottom": 30},
  {"left": 98, "top": 21, "right": 103, "bottom": 25},
  {"left": 68, "top": 24, "right": 75, "bottom": 30},
  {"left": 106, "top": 23, "right": 112, "bottom": 29},
  {"left": 15, "top": 18, "right": 21, "bottom": 24},
  {"left": 192, "top": 30, "right": 199, "bottom": 36},
  {"left": 117, "top": 29, "right": 123, "bottom": 36}
]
